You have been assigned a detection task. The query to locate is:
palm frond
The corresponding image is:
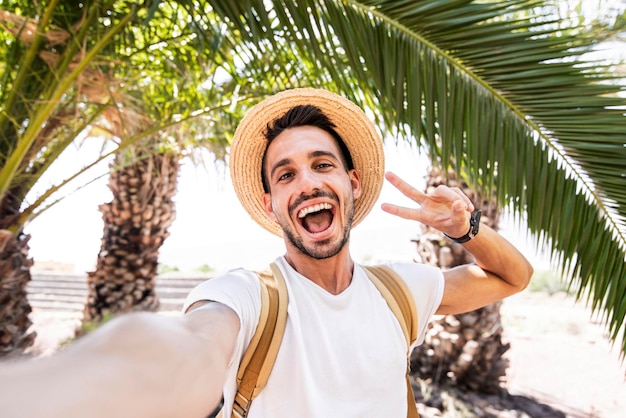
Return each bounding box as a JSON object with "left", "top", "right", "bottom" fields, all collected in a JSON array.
[
  {"left": 1, "top": 1, "right": 247, "bottom": 230},
  {"left": 209, "top": 0, "right": 626, "bottom": 354},
  {"left": 0, "top": 2, "right": 138, "bottom": 224}
]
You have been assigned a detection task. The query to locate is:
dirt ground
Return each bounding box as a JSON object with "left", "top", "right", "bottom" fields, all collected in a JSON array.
[
  {"left": 500, "top": 290, "right": 626, "bottom": 418},
  {"left": 26, "top": 290, "right": 626, "bottom": 417}
]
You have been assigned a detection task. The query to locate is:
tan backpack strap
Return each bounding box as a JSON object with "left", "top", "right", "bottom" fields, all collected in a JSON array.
[
  {"left": 405, "top": 374, "right": 418, "bottom": 418},
  {"left": 363, "top": 265, "right": 419, "bottom": 418},
  {"left": 363, "top": 265, "right": 418, "bottom": 347},
  {"left": 232, "top": 263, "right": 288, "bottom": 418}
]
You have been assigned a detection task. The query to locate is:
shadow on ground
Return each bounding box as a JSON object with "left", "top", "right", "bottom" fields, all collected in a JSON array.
[{"left": 414, "top": 380, "right": 579, "bottom": 418}]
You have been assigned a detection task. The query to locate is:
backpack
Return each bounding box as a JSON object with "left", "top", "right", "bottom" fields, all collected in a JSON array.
[{"left": 222, "top": 263, "right": 419, "bottom": 418}]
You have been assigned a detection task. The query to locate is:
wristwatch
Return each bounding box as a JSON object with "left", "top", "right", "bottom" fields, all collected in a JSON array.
[{"left": 444, "top": 209, "right": 482, "bottom": 244}]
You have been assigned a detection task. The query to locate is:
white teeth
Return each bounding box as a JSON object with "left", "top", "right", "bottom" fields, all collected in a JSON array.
[{"left": 298, "top": 203, "right": 332, "bottom": 218}]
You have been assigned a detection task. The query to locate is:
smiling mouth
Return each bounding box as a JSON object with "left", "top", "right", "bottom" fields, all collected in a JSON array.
[{"left": 298, "top": 203, "right": 334, "bottom": 233}]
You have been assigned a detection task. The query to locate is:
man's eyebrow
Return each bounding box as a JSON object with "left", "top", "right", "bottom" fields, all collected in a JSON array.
[
  {"left": 310, "top": 150, "right": 339, "bottom": 160},
  {"left": 269, "top": 157, "right": 292, "bottom": 180}
]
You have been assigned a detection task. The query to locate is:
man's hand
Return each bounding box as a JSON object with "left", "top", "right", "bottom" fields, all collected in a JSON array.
[
  {"left": 380, "top": 171, "right": 533, "bottom": 314},
  {"left": 381, "top": 171, "right": 474, "bottom": 238}
]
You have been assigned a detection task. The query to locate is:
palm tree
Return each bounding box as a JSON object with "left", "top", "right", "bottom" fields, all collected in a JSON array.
[
  {"left": 82, "top": 144, "right": 180, "bottom": 321},
  {"left": 0, "top": 0, "right": 145, "bottom": 356},
  {"left": 0, "top": 0, "right": 252, "bottom": 349},
  {"left": 79, "top": 2, "right": 232, "bottom": 322},
  {"left": 205, "top": 0, "right": 626, "bottom": 362},
  {"left": 410, "top": 167, "right": 508, "bottom": 393},
  {"left": 80, "top": 1, "right": 313, "bottom": 322}
]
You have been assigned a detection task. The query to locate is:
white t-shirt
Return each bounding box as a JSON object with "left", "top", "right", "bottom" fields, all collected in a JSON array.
[{"left": 183, "top": 256, "right": 444, "bottom": 418}]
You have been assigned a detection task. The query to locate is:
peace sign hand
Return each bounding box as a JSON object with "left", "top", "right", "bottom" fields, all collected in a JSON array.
[{"left": 381, "top": 172, "right": 474, "bottom": 239}]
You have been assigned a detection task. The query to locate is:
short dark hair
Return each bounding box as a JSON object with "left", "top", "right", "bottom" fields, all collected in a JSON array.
[{"left": 261, "top": 105, "right": 354, "bottom": 193}]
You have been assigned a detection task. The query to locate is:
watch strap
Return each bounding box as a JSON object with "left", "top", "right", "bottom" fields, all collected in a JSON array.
[{"left": 444, "top": 209, "right": 481, "bottom": 244}]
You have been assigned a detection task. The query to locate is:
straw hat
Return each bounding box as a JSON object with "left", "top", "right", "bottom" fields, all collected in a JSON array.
[{"left": 230, "top": 88, "right": 384, "bottom": 236}]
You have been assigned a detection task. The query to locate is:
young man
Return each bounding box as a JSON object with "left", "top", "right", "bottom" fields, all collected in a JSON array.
[{"left": 0, "top": 88, "right": 532, "bottom": 418}]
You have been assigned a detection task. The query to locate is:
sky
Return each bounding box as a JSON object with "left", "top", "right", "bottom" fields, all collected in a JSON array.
[{"left": 24, "top": 139, "right": 545, "bottom": 275}]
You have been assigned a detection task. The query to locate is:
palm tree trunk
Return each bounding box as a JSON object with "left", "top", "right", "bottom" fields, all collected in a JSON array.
[
  {"left": 0, "top": 229, "right": 35, "bottom": 357},
  {"left": 410, "top": 167, "right": 509, "bottom": 393},
  {"left": 83, "top": 149, "right": 179, "bottom": 323}
]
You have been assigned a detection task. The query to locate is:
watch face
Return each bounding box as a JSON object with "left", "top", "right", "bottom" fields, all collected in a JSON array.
[{"left": 470, "top": 210, "right": 482, "bottom": 236}]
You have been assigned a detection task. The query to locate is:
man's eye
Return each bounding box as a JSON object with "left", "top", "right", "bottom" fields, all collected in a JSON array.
[
  {"left": 278, "top": 172, "right": 293, "bottom": 181},
  {"left": 316, "top": 163, "right": 333, "bottom": 169}
]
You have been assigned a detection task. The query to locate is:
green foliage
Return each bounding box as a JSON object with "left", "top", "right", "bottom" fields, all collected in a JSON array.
[
  {"left": 0, "top": 1, "right": 139, "bottom": 230},
  {"left": 0, "top": 0, "right": 251, "bottom": 232},
  {"left": 77, "top": 311, "right": 116, "bottom": 336},
  {"left": 527, "top": 269, "right": 573, "bottom": 296},
  {"left": 194, "top": 264, "right": 214, "bottom": 274},
  {"left": 157, "top": 264, "right": 180, "bottom": 274},
  {"left": 62, "top": 311, "right": 117, "bottom": 347}
]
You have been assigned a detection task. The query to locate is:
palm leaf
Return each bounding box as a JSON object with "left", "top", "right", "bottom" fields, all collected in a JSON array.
[
  {"left": 0, "top": 2, "right": 139, "bottom": 230},
  {"left": 1, "top": 1, "right": 249, "bottom": 231},
  {"left": 208, "top": 0, "right": 626, "bottom": 354}
]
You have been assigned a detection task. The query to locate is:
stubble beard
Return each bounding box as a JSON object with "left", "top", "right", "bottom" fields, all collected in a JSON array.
[{"left": 281, "top": 197, "right": 355, "bottom": 260}]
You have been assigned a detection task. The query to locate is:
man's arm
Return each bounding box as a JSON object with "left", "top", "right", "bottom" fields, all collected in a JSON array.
[
  {"left": 435, "top": 224, "right": 532, "bottom": 314},
  {"left": 382, "top": 171, "right": 533, "bottom": 315},
  {"left": 0, "top": 302, "right": 239, "bottom": 418}
]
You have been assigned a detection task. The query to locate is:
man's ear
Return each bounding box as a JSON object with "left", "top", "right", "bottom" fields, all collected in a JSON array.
[
  {"left": 263, "top": 193, "right": 277, "bottom": 221},
  {"left": 349, "top": 169, "right": 362, "bottom": 199}
]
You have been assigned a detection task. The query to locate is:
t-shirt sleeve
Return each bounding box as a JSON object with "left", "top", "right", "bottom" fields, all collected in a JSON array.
[
  {"left": 182, "top": 269, "right": 262, "bottom": 368},
  {"left": 387, "top": 262, "right": 444, "bottom": 347}
]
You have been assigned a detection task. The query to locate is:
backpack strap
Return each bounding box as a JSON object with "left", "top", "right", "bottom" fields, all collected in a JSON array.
[
  {"left": 362, "top": 265, "right": 418, "bottom": 347},
  {"left": 231, "top": 263, "right": 288, "bottom": 418},
  {"left": 228, "top": 264, "right": 418, "bottom": 418},
  {"left": 362, "top": 265, "right": 419, "bottom": 418}
]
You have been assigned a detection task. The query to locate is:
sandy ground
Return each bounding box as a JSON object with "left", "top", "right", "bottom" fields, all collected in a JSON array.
[
  {"left": 501, "top": 291, "right": 626, "bottom": 418},
  {"left": 26, "top": 290, "right": 626, "bottom": 417}
]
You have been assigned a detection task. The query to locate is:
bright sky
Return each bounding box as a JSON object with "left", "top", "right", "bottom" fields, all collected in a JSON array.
[{"left": 25, "top": 139, "right": 543, "bottom": 275}]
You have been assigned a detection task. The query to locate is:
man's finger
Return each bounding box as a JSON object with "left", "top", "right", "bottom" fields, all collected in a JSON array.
[
  {"left": 385, "top": 171, "right": 426, "bottom": 204},
  {"left": 450, "top": 188, "right": 475, "bottom": 212},
  {"left": 381, "top": 203, "right": 423, "bottom": 222}
]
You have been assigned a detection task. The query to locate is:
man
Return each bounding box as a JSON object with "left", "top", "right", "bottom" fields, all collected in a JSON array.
[{"left": 0, "top": 88, "right": 532, "bottom": 418}]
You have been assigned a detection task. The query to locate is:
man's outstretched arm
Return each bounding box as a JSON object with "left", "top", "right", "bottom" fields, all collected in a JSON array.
[
  {"left": 0, "top": 302, "right": 239, "bottom": 418},
  {"left": 382, "top": 171, "right": 534, "bottom": 315}
]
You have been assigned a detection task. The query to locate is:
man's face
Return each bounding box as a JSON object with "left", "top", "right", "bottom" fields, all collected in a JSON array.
[{"left": 262, "top": 126, "right": 362, "bottom": 259}]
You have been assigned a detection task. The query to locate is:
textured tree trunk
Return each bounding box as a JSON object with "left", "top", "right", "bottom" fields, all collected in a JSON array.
[
  {"left": 410, "top": 167, "right": 509, "bottom": 393},
  {"left": 83, "top": 150, "right": 179, "bottom": 323},
  {"left": 0, "top": 229, "right": 36, "bottom": 357}
]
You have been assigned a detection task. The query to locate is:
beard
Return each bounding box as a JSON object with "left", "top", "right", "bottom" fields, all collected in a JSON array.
[
  {"left": 283, "top": 215, "right": 352, "bottom": 259},
  {"left": 279, "top": 193, "right": 355, "bottom": 260}
]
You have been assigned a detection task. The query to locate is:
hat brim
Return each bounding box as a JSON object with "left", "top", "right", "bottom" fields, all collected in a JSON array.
[{"left": 230, "top": 88, "right": 385, "bottom": 237}]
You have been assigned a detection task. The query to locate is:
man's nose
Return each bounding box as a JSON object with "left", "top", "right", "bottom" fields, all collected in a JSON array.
[{"left": 297, "top": 169, "right": 323, "bottom": 192}]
